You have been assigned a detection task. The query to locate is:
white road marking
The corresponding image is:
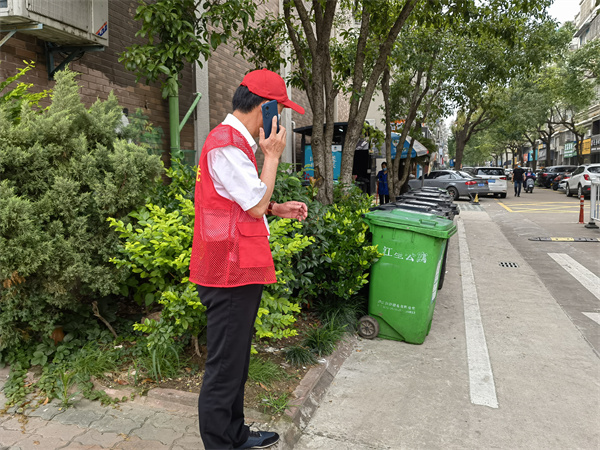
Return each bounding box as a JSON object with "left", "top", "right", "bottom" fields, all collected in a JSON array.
[
  {"left": 582, "top": 312, "right": 600, "bottom": 325},
  {"left": 457, "top": 218, "right": 499, "bottom": 409},
  {"left": 547, "top": 253, "right": 600, "bottom": 301}
]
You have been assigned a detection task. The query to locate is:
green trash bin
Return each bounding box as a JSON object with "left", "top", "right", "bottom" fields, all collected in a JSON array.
[{"left": 360, "top": 208, "right": 457, "bottom": 344}]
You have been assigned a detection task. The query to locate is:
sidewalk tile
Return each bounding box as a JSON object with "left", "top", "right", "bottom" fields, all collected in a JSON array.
[
  {"left": 59, "top": 444, "right": 106, "bottom": 450},
  {"left": 0, "top": 428, "right": 25, "bottom": 446},
  {"left": 53, "top": 408, "right": 105, "bottom": 428},
  {"left": 72, "top": 429, "right": 124, "bottom": 448},
  {"left": 130, "top": 422, "right": 184, "bottom": 445},
  {"left": 0, "top": 416, "right": 46, "bottom": 434},
  {"left": 110, "top": 404, "right": 157, "bottom": 423},
  {"left": 150, "top": 412, "right": 196, "bottom": 430},
  {"left": 112, "top": 436, "right": 169, "bottom": 450},
  {"left": 25, "top": 404, "right": 64, "bottom": 421},
  {"left": 33, "top": 421, "right": 85, "bottom": 441},
  {"left": 11, "top": 434, "right": 67, "bottom": 450},
  {"left": 171, "top": 433, "right": 202, "bottom": 450},
  {"left": 88, "top": 414, "right": 139, "bottom": 435}
]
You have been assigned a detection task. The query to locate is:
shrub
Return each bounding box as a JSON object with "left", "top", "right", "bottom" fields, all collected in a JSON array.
[
  {"left": 0, "top": 68, "right": 163, "bottom": 352},
  {"left": 110, "top": 162, "right": 313, "bottom": 353},
  {"left": 269, "top": 168, "right": 381, "bottom": 308}
]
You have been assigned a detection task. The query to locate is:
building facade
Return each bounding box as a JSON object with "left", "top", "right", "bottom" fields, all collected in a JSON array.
[{"left": 0, "top": 0, "right": 312, "bottom": 168}]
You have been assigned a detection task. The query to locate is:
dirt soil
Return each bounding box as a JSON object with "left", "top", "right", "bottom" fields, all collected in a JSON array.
[{"left": 109, "top": 312, "right": 319, "bottom": 416}]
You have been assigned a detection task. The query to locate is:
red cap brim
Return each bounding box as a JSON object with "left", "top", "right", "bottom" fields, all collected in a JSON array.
[{"left": 282, "top": 99, "right": 305, "bottom": 115}]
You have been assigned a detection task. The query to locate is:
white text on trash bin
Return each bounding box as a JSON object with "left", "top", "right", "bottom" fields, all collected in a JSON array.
[{"left": 382, "top": 246, "right": 428, "bottom": 263}]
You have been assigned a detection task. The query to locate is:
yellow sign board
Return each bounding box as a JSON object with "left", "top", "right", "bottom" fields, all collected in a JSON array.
[{"left": 583, "top": 139, "right": 591, "bottom": 155}]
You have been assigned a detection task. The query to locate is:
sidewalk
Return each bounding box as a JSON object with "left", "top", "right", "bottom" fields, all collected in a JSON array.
[
  {"left": 294, "top": 208, "right": 600, "bottom": 449},
  {"left": 2, "top": 204, "right": 598, "bottom": 450},
  {"left": 0, "top": 329, "right": 352, "bottom": 450}
]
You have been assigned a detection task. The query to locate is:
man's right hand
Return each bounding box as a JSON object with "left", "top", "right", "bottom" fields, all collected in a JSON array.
[{"left": 259, "top": 116, "right": 287, "bottom": 161}]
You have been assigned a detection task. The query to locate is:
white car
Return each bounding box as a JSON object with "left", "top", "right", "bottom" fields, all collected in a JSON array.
[
  {"left": 565, "top": 164, "right": 600, "bottom": 198},
  {"left": 464, "top": 167, "right": 508, "bottom": 198}
]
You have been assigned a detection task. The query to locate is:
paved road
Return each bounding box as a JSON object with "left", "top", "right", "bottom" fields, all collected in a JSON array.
[
  {"left": 485, "top": 186, "right": 599, "bottom": 355},
  {"left": 295, "top": 189, "right": 599, "bottom": 449}
]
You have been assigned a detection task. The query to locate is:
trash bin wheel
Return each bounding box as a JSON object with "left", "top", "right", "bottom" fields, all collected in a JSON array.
[{"left": 358, "top": 316, "right": 379, "bottom": 339}]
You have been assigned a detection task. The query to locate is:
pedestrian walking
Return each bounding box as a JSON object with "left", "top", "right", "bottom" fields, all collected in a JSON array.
[
  {"left": 512, "top": 164, "right": 526, "bottom": 197},
  {"left": 377, "top": 162, "right": 390, "bottom": 204},
  {"left": 189, "top": 68, "right": 308, "bottom": 449}
]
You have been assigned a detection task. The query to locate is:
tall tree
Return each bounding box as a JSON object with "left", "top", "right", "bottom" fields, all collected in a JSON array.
[
  {"left": 450, "top": 3, "right": 557, "bottom": 168},
  {"left": 120, "top": 0, "right": 257, "bottom": 160},
  {"left": 383, "top": 23, "right": 452, "bottom": 197}
]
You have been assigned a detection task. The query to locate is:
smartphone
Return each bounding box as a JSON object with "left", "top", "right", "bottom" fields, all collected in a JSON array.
[{"left": 261, "top": 100, "right": 279, "bottom": 139}]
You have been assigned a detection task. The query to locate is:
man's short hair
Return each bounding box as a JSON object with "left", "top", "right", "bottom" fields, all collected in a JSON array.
[{"left": 232, "top": 85, "right": 267, "bottom": 113}]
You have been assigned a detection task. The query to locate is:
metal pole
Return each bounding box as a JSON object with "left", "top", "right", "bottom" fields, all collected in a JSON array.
[
  {"left": 179, "top": 92, "right": 202, "bottom": 133},
  {"left": 169, "top": 80, "right": 180, "bottom": 160},
  {"left": 585, "top": 181, "right": 599, "bottom": 229}
]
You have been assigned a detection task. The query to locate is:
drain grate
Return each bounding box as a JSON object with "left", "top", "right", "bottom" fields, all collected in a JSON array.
[{"left": 499, "top": 262, "right": 519, "bottom": 268}]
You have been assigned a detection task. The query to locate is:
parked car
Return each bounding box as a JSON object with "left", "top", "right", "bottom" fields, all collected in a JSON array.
[
  {"left": 463, "top": 166, "right": 507, "bottom": 198},
  {"left": 408, "top": 170, "right": 489, "bottom": 200},
  {"left": 557, "top": 179, "right": 568, "bottom": 192},
  {"left": 564, "top": 164, "right": 600, "bottom": 197},
  {"left": 538, "top": 165, "right": 577, "bottom": 188},
  {"left": 551, "top": 171, "right": 572, "bottom": 190}
]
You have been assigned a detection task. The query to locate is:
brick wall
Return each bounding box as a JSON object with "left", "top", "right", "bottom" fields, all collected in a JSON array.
[
  {"left": 0, "top": 0, "right": 195, "bottom": 155},
  {"left": 0, "top": 0, "right": 316, "bottom": 169}
]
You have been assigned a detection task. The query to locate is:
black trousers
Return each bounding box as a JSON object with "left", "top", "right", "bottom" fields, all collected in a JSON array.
[
  {"left": 196, "top": 284, "right": 264, "bottom": 450},
  {"left": 379, "top": 194, "right": 390, "bottom": 205}
]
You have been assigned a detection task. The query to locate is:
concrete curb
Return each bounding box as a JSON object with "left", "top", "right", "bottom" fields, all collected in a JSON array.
[{"left": 277, "top": 334, "right": 358, "bottom": 449}]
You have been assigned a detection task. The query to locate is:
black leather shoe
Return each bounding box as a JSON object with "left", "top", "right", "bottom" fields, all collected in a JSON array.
[{"left": 235, "top": 430, "right": 280, "bottom": 449}]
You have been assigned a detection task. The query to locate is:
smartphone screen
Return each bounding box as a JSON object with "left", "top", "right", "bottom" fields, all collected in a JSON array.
[{"left": 261, "top": 100, "right": 279, "bottom": 139}]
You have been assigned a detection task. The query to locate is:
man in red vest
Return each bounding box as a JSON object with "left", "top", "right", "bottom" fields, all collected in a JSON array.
[{"left": 189, "top": 69, "right": 307, "bottom": 449}]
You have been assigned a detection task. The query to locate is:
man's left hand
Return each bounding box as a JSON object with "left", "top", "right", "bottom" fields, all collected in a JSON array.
[{"left": 273, "top": 201, "right": 308, "bottom": 221}]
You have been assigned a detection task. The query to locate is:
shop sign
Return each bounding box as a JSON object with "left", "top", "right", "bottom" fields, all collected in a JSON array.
[
  {"left": 582, "top": 139, "right": 591, "bottom": 155},
  {"left": 591, "top": 135, "right": 600, "bottom": 153},
  {"left": 564, "top": 141, "right": 577, "bottom": 158},
  {"left": 539, "top": 148, "right": 546, "bottom": 159}
]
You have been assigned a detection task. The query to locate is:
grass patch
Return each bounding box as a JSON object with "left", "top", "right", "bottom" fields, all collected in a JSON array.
[
  {"left": 260, "top": 392, "right": 289, "bottom": 415},
  {"left": 70, "top": 344, "right": 117, "bottom": 379},
  {"left": 248, "top": 356, "right": 286, "bottom": 387},
  {"left": 315, "top": 296, "right": 366, "bottom": 333},
  {"left": 284, "top": 345, "right": 318, "bottom": 367},
  {"left": 302, "top": 321, "right": 346, "bottom": 357}
]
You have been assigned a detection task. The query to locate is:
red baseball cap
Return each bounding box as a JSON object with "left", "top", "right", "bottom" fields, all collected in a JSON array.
[{"left": 240, "top": 69, "right": 305, "bottom": 115}]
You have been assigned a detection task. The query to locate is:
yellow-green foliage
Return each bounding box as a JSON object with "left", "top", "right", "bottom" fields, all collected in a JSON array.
[{"left": 256, "top": 218, "right": 314, "bottom": 340}]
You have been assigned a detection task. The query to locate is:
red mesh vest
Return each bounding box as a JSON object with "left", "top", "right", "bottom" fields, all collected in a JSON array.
[{"left": 189, "top": 124, "right": 276, "bottom": 287}]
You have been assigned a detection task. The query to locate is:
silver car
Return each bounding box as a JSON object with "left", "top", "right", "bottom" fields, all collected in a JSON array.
[
  {"left": 408, "top": 170, "right": 490, "bottom": 200},
  {"left": 463, "top": 166, "right": 508, "bottom": 198}
]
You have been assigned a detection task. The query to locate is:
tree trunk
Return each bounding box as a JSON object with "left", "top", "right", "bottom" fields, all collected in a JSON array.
[
  {"left": 454, "top": 125, "right": 469, "bottom": 169},
  {"left": 382, "top": 67, "right": 393, "bottom": 196},
  {"left": 340, "top": 0, "right": 419, "bottom": 188}
]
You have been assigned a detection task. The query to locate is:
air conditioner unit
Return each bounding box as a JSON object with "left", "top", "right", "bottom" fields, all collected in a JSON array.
[{"left": 0, "top": 0, "right": 108, "bottom": 46}]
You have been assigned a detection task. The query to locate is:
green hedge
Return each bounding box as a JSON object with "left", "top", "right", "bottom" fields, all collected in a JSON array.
[{"left": 0, "top": 68, "right": 163, "bottom": 352}]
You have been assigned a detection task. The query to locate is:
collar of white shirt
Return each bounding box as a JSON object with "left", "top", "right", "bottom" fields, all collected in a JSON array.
[{"left": 222, "top": 114, "right": 257, "bottom": 153}]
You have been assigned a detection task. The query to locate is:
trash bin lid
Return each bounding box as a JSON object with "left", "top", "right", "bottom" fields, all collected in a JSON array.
[{"left": 363, "top": 208, "right": 457, "bottom": 239}]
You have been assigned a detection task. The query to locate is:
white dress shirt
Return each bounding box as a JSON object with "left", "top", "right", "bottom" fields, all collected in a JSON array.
[{"left": 207, "top": 114, "right": 269, "bottom": 230}]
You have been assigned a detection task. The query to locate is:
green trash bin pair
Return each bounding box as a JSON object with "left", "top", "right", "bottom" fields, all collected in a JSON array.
[{"left": 359, "top": 208, "right": 456, "bottom": 344}]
